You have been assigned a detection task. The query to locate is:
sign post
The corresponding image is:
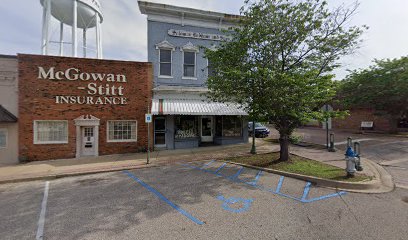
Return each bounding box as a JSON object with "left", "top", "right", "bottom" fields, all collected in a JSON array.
[{"left": 145, "top": 109, "right": 152, "bottom": 164}]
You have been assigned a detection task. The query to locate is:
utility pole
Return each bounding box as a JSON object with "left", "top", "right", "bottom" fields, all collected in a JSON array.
[{"left": 147, "top": 104, "right": 150, "bottom": 164}]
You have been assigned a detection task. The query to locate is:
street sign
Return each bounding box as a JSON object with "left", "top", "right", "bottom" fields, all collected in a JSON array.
[{"left": 145, "top": 114, "right": 152, "bottom": 123}]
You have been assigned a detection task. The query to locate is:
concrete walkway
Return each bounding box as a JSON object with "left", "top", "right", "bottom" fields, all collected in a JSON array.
[{"left": 0, "top": 139, "right": 394, "bottom": 192}]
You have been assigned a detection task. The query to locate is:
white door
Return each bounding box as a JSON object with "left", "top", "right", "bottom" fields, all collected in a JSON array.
[
  {"left": 81, "top": 127, "right": 95, "bottom": 156},
  {"left": 201, "top": 116, "right": 213, "bottom": 142}
]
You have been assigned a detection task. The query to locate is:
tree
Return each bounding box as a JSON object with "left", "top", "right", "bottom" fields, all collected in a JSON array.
[
  {"left": 338, "top": 57, "right": 408, "bottom": 133},
  {"left": 205, "top": 0, "right": 366, "bottom": 161}
]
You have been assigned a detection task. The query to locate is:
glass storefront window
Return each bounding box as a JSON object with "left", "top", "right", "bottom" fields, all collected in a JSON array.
[
  {"left": 175, "top": 116, "right": 198, "bottom": 139},
  {"left": 223, "top": 116, "right": 242, "bottom": 137},
  {"left": 215, "top": 116, "right": 243, "bottom": 137}
]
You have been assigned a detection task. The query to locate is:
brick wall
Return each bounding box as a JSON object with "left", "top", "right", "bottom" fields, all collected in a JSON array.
[
  {"left": 18, "top": 54, "right": 153, "bottom": 161},
  {"left": 332, "top": 108, "right": 390, "bottom": 131}
]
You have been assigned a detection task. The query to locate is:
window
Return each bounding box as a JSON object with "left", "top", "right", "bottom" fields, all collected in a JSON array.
[
  {"left": 183, "top": 51, "right": 196, "bottom": 78},
  {"left": 159, "top": 49, "right": 172, "bottom": 77},
  {"left": 34, "top": 121, "right": 68, "bottom": 144},
  {"left": 107, "top": 120, "right": 137, "bottom": 142},
  {"left": 0, "top": 129, "right": 7, "bottom": 148},
  {"left": 215, "top": 116, "right": 242, "bottom": 137},
  {"left": 175, "top": 116, "right": 198, "bottom": 139}
]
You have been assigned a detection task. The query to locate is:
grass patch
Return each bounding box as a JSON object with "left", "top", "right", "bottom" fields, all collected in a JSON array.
[
  {"left": 226, "top": 152, "right": 371, "bottom": 182},
  {"left": 263, "top": 138, "right": 327, "bottom": 150}
]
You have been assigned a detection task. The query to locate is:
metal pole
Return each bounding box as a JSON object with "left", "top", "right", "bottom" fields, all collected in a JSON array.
[
  {"left": 72, "top": 0, "right": 78, "bottom": 57},
  {"left": 59, "top": 22, "right": 64, "bottom": 56},
  {"left": 41, "top": 1, "right": 46, "bottom": 54},
  {"left": 147, "top": 104, "right": 150, "bottom": 164},
  {"left": 325, "top": 104, "right": 329, "bottom": 149},
  {"left": 42, "top": 0, "right": 51, "bottom": 55},
  {"left": 250, "top": 120, "right": 256, "bottom": 154},
  {"left": 96, "top": 13, "right": 102, "bottom": 59},
  {"left": 83, "top": 28, "right": 87, "bottom": 58}
]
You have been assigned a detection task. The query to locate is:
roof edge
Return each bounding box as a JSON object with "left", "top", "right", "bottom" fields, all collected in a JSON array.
[{"left": 138, "top": 1, "right": 241, "bottom": 22}]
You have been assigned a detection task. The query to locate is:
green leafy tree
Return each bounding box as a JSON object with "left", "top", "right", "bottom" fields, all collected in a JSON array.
[
  {"left": 338, "top": 57, "right": 408, "bottom": 133},
  {"left": 205, "top": 0, "right": 366, "bottom": 161}
]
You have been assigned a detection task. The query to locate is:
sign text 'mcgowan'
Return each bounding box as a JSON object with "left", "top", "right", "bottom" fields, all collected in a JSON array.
[{"left": 37, "top": 66, "right": 128, "bottom": 105}]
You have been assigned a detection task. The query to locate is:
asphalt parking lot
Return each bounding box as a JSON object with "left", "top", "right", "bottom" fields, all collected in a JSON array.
[{"left": 1, "top": 161, "right": 407, "bottom": 240}]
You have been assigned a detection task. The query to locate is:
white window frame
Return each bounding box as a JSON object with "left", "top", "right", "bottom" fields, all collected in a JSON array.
[
  {"left": 107, "top": 120, "right": 138, "bottom": 143},
  {"left": 33, "top": 120, "right": 69, "bottom": 144},
  {"left": 182, "top": 50, "right": 197, "bottom": 80},
  {"left": 0, "top": 128, "right": 7, "bottom": 149},
  {"left": 158, "top": 48, "right": 173, "bottom": 78}
]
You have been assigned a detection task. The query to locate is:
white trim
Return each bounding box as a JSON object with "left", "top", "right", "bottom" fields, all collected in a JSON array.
[
  {"left": 106, "top": 120, "right": 138, "bottom": 143},
  {"left": 155, "top": 39, "right": 176, "bottom": 50},
  {"left": 180, "top": 42, "right": 199, "bottom": 52},
  {"left": 146, "top": 14, "right": 237, "bottom": 30},
  {"left": 33, "top": 120, "right": 69, "bottom": 144},
  {"left": 0, "top": 128, "right": 7, "bottom": 149},
  {"left": 182, "top": 77, "right": 198, "bottom": 80},
  {"left": 158, "top": 48, "right": 173, "bottom": 77},
  {"left": 182, "top": 50, "right": 197, "bottom": 78},
  {"left": 158, "top": 75, "right": 174, "bottom": 79}
]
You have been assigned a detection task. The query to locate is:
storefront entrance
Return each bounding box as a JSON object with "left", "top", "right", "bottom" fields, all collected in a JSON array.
[
  {"left": 74, "top": 115, "right": 100, "bottom": 158},
  {"left": 201, "top": 116, "right": 213, "bottom": 142},
  {"left": 154, "top": 117, "right": 166, "bottom": 147},
  {"left": 81, "top": 127, "right": 95, "bottom": 156}
]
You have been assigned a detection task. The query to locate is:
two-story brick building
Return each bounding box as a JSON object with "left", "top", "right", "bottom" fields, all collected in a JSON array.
[{"left": 138, "top": 1, "right": 249, "bottom": 150}]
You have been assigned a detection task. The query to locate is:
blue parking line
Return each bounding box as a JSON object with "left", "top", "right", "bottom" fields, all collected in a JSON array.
[
  {"left": 214, "top": 163, "right": 227, "bottom": 173},
  {"left": 230, "top": 166, "right": 244, "bottom": 179},
  {"left": 123, "top": 171, "right": 204, "bottom": 225},
  {"left": 275, "top": 176, "right": 285, "bottom": 193},
  {"left": 200, "top": 160, "right": 215, "bottom": 169},
  {"left": 180, "top": 162, "right": 347, "bottom": 203},
  {"left": 301, "top": 182, "right": 312, "bottom": 201},
  {"left": 302, "top": 191, "right": 347, "bottom": 203},
  {"left": 246, "top": 170, "right": 263, "bottom": 185}
]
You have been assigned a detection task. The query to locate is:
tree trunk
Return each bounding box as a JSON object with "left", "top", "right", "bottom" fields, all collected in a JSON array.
[{"left": 279, "top": 134, "right": 290, "bottom": 162}]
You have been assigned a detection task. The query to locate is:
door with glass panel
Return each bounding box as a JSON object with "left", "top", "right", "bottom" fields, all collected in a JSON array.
[
  {"left": 201, "top": 116, "right": 213, "bottom": 142},
  {"left": 154, "top": 117, "right": 166, "bottom": 147},
  {"left": 81, "top": 126, "right": 95, "bottom": 156}
]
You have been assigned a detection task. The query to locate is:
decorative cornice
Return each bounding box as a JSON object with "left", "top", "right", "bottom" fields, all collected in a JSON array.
[
  {"left": 74, "top": 115, "right": 100, "bottom": 126},
  {"left": 181, "top": 42, "right": 199, "bottom": 52},
  {"left": 155, "top": 40, "right": 176, "bottom": 50}
]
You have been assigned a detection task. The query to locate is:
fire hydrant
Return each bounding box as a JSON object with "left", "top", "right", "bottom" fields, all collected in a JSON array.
[
  {"left": 345, "top": 146, "right": 357, "bottom": 177},
  {"left": 354, "top": 142, "right": 363, "bottom": 171}
]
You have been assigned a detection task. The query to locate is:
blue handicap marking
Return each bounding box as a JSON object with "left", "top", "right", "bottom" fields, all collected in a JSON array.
[{"left": 217, "top": 195, "right": 253, "bottom": 213}]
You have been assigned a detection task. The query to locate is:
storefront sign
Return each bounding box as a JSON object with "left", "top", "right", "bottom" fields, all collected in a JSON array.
[
  {"left": 168, "top": 29, "right": 232, "bottom": 41},
  {"left": 37, "top": 66, "right": 128, "bottom": 105}
]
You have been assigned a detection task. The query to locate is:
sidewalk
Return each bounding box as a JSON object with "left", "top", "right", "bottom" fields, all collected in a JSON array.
[{"left": 0, "top": 139, "right": 394, "bottom": 193}]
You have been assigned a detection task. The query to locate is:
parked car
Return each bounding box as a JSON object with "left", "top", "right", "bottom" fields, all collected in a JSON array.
[{"left": 248, "top": 122, "right": 270, "bottom": 138}]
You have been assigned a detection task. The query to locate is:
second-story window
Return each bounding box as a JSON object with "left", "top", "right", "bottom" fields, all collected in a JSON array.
[
  {"left": 183, "top": 51, "right": 196, "bottom": 78},
  {"left": 159, "top": 49, "right": 172, "bottom": 77}
]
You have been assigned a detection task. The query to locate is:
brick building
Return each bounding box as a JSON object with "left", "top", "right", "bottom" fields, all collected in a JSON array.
[{"left": 17, "top": 54, "right": 152, "bottom": 161}]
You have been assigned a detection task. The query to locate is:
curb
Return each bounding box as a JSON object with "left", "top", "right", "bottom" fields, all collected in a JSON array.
[
  {"left": 0, "top": 163, "right": 158, "bottom": 185},
  {"left": 221, "top": 158, "right": 395, "bottom": 193}
]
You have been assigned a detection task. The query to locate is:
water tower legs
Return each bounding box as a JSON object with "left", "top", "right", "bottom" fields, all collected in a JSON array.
[
  {"left": 59, "top": 22, "right": 64, "bottom": 56},
  {"left": 83, "top": 29, "right": 87, "bottom": 58},
  {"left": 72, "top": 0, "right": 78, "bottom": 57},
  {"left": 96, "top": 13, "right": 103, "bottom": 59},
  {"left": 41, "top": 0, "right": 51, "bottom": 55}
]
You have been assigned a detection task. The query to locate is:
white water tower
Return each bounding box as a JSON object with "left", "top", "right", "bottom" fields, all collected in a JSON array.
[{"left": 40, "top": 0, "right": 103, "bottom": 58}]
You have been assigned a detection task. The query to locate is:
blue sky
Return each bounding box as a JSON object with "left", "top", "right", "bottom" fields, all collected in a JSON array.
[{"left": 1, "top": 0, "right": 407, "bottom": 79}]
